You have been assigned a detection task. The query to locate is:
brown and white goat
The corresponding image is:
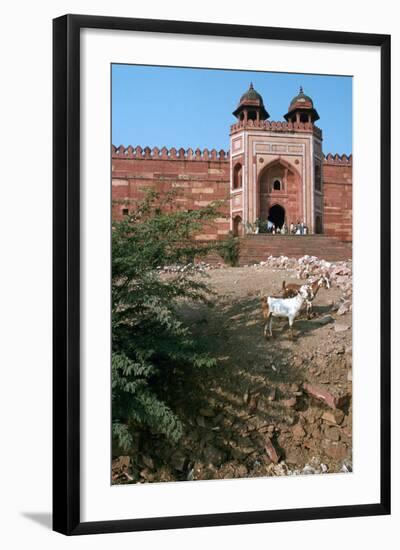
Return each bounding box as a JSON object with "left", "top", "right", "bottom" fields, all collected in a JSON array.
[
  {"left": 281, "top": 275, "right": 330, "bottom": 319},
  {"left": 261, "top": 284, "right": 314, "bottom": 339}
]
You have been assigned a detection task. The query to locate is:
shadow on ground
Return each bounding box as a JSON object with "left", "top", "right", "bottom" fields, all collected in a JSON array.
[{"left": 22, "top": 512, "right": 52, "bottom": 530}]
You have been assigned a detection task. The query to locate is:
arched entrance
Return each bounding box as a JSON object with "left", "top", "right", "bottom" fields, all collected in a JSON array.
[
  {"left": 233, "top": 215, "right": 243, "bottom": 237},
  {"left": 258, "top": 159, "right": 301, "bottom": 228},
  {"left": 268, "top": 204, "right": 285, "bottom": 229}
]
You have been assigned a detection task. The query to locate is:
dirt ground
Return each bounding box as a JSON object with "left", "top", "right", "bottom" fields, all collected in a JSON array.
[{"left": 113, "top": 264, "right": 352, "bottom": 484}]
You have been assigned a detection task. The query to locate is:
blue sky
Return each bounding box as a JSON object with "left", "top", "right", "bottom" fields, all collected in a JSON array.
[{"left": 112, "top": 65, "right": 352, "bottom": 155}]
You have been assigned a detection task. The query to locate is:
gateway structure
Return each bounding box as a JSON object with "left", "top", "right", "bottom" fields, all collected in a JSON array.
[{"left": 112, "top": 84, "right": 352, "bottom": 248}]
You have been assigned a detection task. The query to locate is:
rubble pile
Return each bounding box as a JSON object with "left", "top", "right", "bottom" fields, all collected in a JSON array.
[
  {"left": 249, "top": 254, "right": 352, "bottom": 310},
  {"left": 295, "top": 255, "right": 352, "bottom": 311},
  {"left": 113, "top": 258, "right": 353, "bottom": 485},
  {"left": 157, "top": 261, "right": 225, "bottom": 274}
]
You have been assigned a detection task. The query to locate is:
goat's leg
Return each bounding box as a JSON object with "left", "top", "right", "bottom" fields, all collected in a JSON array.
[
  {"left": 263, "top": 314, "right": 270, "bottom": 338},
  {"left": 306, "top": 300, "right": 312, "bottom": 319},
  {"left": 267, "top": 314, "right": 273, "bottom": 338},
  {"left": 288, "top": 316, "right": 294, "bottom": 340}
]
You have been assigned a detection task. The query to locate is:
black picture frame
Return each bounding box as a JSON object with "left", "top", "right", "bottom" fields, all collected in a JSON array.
[{"left": 53, "top": 14, "right": 391, "bottom": 535}]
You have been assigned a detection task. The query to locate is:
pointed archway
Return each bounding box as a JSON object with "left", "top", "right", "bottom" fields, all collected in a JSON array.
[
  {"left": 233, "top": 215, "right": 243, "bottom": 237},
  {"left": 268, "top": 204, "right": 285, "bottom": 229},
  {"left": 258, "top": 158, "right": 302, "bottom": 227}
]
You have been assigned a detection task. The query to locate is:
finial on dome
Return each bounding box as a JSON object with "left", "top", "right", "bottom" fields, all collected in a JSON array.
[
  {"left": 249, "top": 82, "right": 254, "bottom": 89},
  {"left": 299, "top": 85, "right": 303, "bottom": 94}
]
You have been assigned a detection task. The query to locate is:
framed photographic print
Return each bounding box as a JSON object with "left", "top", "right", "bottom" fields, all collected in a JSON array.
[{"left": 53, "top": 14, "right": 391, "bottom": 535}]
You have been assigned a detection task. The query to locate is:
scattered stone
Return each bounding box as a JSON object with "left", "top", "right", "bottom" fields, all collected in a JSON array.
[
  {"left": 337, "top": 300, "right": 351, "bottom": 316},
  {"left": 323, "top": 441, "right": 348, "bottom": 461},
  {"left": 304, "top": 383, "right": 341, "bottom": 410},
  {"left": 140, "top": 468, "right": 155, "bottom": 482},
  {"left": 235, "top": 464, "right": 248, "bottom": 478},
  {"left": 281, "top": 397, "right": 297, "bottom": 408},
  {"left": 285, "top": 448, "right": 304, "bottom": 465},
  {"left": 322, "top": 409, "right": 345, "bottom": 425},
  {"left": 334, "top": 322, "right": 350, "bottom": 333},
  {"left": 112, "top": 455, "right": 130, "bottom": 471},
  {"left": 347, "top": 369, "right": 352, "bottom": 382},
  {"left": 112, "top": 456, "right": 133, "bottom": 482},
  {"left": 267, "top": 387, "right": 277, "bottom": 402},
  {"left": 302, "top": 464, "right": 318, "bottom": 475},
  {"left": 292, "top": 424, "right": 306, "bottom": 439},
  {"left": 142, "top": 455, "right": 154, "bottom": 470},
  {"left": 264, "top": 436, "right": 281, "bottom": 464},
  {"left": 325, "top": 426, "right": 341, "bottom": 441},
  {"left": 248, "top": 393, "right": 260, "bottom": 413},
  {"left": 158, "top": 466, "right": 174, "bottom": 482}
]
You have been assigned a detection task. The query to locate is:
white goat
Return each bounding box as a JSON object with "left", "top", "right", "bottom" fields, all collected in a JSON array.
[
  {"left": 261, "top": 284, "right": 314, "bottom": 339},
  {"left": 282, "top": 275, "right": 330, "bottom": 319}
]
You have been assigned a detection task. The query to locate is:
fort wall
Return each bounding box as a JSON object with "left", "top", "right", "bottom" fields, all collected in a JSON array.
[
  {"left": 322, "top": 154, "right": 352, "bottom": 242},
  {"left": 112, "top": 146, "right": 231, "bottom": 241},
  {"left": 112, "top": 146, "right": 352, "bottom": 242}
]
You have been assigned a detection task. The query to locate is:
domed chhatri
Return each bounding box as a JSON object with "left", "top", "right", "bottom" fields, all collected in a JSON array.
[
  {"left": 284, "top": 86, "right": 320, "bottom": 123},
  {"left": 233, "top": 83, "right": 270, "bottom": 122},
  {"left": 239, "top": 82, "right": 264, "bottom": 103}
]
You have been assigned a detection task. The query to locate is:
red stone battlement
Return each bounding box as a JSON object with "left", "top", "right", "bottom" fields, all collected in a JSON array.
[
  {"left": 230, "top": 119, "right": 322, "bottom": 140},
  {"left": 323, "top": 153, "right": 352, "bottom": 165},
  {"left": 112, "top": 145, "right": 230, "bottom": 161}
]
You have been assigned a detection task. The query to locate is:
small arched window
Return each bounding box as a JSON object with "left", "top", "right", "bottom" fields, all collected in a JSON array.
[
  {"left": 233, "top": 164, "right": 243, "bottom": 189},
  {"left": 233, "top": 215, "right": 243, "bottom": 237},
  {"left": 273, "top": 179, "right": 281, "bottom": 191}
]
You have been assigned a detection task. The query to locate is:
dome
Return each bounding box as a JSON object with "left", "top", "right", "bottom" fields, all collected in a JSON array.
[
  {"left": 288, "top": 86, "right": 314, "bottom": 110},
  {"left": 233, "top": 83, "right": 269, "bottom": 120},
  {"left": 284, "top": 86, "right": 319, "bottom": 122},
  {"left": 239, "top": 82, "right": 264, "bottom": 103}
]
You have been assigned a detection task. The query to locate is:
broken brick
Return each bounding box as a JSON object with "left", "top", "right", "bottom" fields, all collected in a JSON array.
[
  {"left": 304, "top": 383, "right": 340, "bottom": 409},
  {"left": 264, "top": 436, "right": 280, "bottom": 464}
]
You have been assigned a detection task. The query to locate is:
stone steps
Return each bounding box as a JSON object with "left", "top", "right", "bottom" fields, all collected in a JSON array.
[{"left": 238, "top": 235, "right": 352, "bottom": 265}]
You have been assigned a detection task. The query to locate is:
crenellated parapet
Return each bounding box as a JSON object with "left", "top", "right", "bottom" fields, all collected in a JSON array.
[
  {"left": 323, "top": 153, "right": 352, "bottom": 165},
  {"left": 230, "top": 119, "right": 322, "bottom": 140},
  {"left": 112, "top": 145, "right": 230, "bottom": 161}
]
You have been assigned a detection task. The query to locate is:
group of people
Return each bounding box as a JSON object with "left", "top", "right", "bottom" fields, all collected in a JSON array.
[
  {"left": 267, "top": 221, "right": 309, "bottom": 235},
  {"left": 247, "top": 219, "right": 309, "bottom": 235},
  {"left": 289, "top": 221, "right": 309, "bottom": 235}
]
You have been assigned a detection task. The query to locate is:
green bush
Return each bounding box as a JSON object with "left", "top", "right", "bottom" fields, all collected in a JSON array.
[
  {"left": 112, "top": 190, "right": 223, "bottom": 450},
  {"left": 218, "top": 231, "right": 240, "bottom": 267}
]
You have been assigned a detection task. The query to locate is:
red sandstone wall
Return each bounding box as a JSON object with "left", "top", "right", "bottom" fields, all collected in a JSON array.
[
  {"left": 112, "top": 146, "right": 230, "bottom": 240},
  {"left": 111, "top": 146, "right": 353, "bottom": 243},
  {"left": 322, "top": 154, "right": 352, "bottom": 242}
]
